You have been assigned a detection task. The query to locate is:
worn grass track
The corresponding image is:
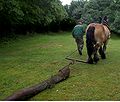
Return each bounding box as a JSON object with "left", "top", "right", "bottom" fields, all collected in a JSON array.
[{"left": 0, "top": 32, "right": 120, "bottom": 100}]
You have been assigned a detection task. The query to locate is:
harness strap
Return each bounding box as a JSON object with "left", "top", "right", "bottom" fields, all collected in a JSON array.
[
  {"left": 66, "top": 49, "right": 77, "bottom": 58},
  {"left": 65, "top": 57, "right": 87, "bottom": 64},
  {"left": 102, "top": 21, "right": 111, "bottom": 31}
]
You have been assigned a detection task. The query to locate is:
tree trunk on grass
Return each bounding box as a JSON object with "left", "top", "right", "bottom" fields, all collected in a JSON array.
[{"left": 4, "top": 67, "right": 70, "bottom": 101}]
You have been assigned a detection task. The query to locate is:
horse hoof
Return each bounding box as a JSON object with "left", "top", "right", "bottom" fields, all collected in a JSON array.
[
  {"left": 94, "top": 57, "right": 99, "bottom": 63},
  {"left": 87, "top": 59, "right": 93, "bottom": 64},
  {"left": 101, "top": 55, "right": 106, "bottom": 59},
  {"left": 102, "top": 57, "right": 106, "bottom": 59}
]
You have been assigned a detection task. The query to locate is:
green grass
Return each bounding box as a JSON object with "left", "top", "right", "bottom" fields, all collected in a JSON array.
[{"left": 0, "top": 32, "right": 120, "bottom": 101}]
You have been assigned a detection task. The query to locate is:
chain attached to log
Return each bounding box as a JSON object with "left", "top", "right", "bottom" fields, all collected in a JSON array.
[
  {"left": 66, "top": 57, "right": 87, "bottom": 64},
  {"left": 65, "top": 49, "right": 87, "bottom": 64}
]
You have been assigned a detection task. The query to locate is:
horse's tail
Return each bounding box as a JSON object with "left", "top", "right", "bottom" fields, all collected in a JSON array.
[
  {"left": 86, "top": 26, "right": 95, "bottom": 44},
  {"left": 86, "top": 26, "right": 95, "bottom": 56}
]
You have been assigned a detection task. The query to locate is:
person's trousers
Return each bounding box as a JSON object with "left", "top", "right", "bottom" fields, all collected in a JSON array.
[{"left": 75, "top": 37, "right": 84, "bottom": 55}]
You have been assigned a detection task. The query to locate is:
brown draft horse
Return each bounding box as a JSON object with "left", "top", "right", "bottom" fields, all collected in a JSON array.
[{"left": 86, "top": 16, "right": 111, "bottom": 64}]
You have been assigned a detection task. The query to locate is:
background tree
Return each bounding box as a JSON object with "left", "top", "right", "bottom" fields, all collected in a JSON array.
[
  {"left": 0, "top": 0, "right": 120, "bottom": 37},
  {"left": 65, "top": 0, "right": 86, "bottom": 20},
  {"left": 0, "top": 0, "right": 70, "bottom": 37},
  {"left": 65, "top": 0, "right": 120, "bottom": 34}
]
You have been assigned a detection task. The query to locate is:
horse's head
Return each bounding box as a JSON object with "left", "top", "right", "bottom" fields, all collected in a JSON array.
[{"left": 102, "top": 16, "right": 109, "bottom": 26}]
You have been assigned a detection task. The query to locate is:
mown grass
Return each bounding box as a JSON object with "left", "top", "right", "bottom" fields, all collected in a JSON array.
[{"left": 0, "top": 32, "right": 120, "bottom": 101}]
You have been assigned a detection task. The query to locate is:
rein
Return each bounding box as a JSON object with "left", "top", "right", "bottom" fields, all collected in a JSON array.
[{"left": 102, "top": 21, "right": 111, "bottom": 31}]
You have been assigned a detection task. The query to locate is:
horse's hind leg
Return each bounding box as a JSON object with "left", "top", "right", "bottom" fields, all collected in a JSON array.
[
  {"left": 93, "top": 48, "right": 99, "bottom": 63},
  {"left": 94, "top": 53, "right": 99, "bottom": 63},
  {"left": 87, "top": 47, "right": 94, "bottom": 64},
  {"left": 87, "top": 56, "right": 93, "bottom": 64},
  {"left": 99, "top": 47, "right": 106, "bottom": 59}
]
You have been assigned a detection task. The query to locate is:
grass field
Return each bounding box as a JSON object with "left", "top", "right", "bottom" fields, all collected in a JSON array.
[{"left": 0, "top": 32, "right": 120, "bottom": 100}]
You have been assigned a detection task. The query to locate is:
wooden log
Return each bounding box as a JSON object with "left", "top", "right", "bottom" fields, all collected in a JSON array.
[{"left": 4, "top": 67, "right": 70, "bottom": 101}]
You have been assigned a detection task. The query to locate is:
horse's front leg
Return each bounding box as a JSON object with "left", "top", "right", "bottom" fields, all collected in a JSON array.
[
  {"left": 99, "top": 46, "right": 106, "bottom": 59},
  {"left": 103, "top": 40, "right": 109, "bottom": 53},
  {"left": 103, "top": 44, "right": 106, "bottom": 52}
]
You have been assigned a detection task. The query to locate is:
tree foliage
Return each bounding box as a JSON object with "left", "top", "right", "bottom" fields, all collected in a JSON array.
[
  {"left": 65, "top": 0, "right": 120, "bottom": 34},
  {"left": 0, "top": 0, "right": 70, "bottom": 36},
  {"left": 0, "top": 0, "right": 120, "bottom": 36}
]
